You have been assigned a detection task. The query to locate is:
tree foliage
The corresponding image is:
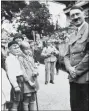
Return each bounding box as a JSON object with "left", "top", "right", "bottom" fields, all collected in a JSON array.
[
  {"left": 1, "top": 1, "right": 26, "bottom": 22},
  {"left": 17, "top": 1, "right": 54, "bottom": 39}
]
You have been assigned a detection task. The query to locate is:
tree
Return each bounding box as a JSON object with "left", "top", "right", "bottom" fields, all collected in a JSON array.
[
  {"left": 17, "top": 1, "right": 55, "bottom": 40},
  {"left": 1, "top": 1, "right": 26, "bottom": 23}
]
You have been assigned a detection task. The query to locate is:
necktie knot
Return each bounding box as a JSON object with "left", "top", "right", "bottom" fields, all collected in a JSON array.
[{"left": 75, "top": 27, "right": 78, "bottom": 35}]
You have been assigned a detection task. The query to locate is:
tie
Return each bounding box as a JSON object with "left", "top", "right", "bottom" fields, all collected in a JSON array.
[{"left": 75, "top": 27, "right": 78, "bottom": 35}]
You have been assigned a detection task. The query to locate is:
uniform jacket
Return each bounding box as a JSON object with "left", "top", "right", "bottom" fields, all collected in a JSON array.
[
  {"left": 41, "top": 45, "right": 59, "bottom": 63},
  {"left": 64, "top": 22, "right": 89, "bottom": 83}
]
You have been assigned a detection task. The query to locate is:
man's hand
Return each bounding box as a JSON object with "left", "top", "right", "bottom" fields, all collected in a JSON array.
[
  {"left": 29, "top": 81, "right": 36, "bottom": 88},
  {"left": 15, "top": 86, "right": 21, "bottom": 92},
  {"left": 69, "top": 66, "right": 77, "bottom": 78},
  {"left": 70, "top": 72, "right": 77, "bottom": 79}
]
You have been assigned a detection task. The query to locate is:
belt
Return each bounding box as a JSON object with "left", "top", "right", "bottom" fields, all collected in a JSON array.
[{"left": 71, "top": 51, "right": 85, "bottom": 56}]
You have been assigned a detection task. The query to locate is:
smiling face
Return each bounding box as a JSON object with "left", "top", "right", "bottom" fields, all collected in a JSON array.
[
  {"left": 9, "top": 43, "right": 22, "bottom": 55},
  {"left": 70, "top": 9, "right": 85, "bottom": 27}
]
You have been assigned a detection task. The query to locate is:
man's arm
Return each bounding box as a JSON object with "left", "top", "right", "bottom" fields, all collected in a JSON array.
[
  {"left": 41, "top": 47, "right": 50, "bottom": 57},
  {"left": 75, "top": 23, "right": 89, "bottom": 77},
  {"left": 64, "top": 45, "right": 76, "bottom": 78},
  {"left": 64, "top": 45, "right": 71, "bottom": 71},
  {"left": 75, "top": 50, "right": 89, "bottom": 77},
  {"left": 53, "top": 47, "right": 59, "bottom": 55}
]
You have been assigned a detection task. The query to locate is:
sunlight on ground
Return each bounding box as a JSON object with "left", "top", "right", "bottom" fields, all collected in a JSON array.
[{"left": 34, "top": 64, "right": 70, "bottom": 110}]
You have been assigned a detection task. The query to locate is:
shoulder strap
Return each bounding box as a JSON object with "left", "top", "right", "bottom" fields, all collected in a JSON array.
[{"left": 5, "top": 63, "right": 13, "bottom": 88}]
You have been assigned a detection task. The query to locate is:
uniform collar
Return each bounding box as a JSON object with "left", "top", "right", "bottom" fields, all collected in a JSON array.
[
  {"left": 69, "top": 21, "right": 87, "bottom": 45},
  {"left": 78, "top": 21, "right": 86, "bottom": 32}
]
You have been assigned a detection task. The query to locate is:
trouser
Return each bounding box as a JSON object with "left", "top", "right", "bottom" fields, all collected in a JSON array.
[
  {"left": 56, "top": 60, "right": 59, "bottom": 73},
  {"left": 70, "top": 82, "right": 89, "bottom": 111},
  {"left": 17, "top": 76, "right": 37, "bottom": 111},
  {"left": 45, "top": 62, "right": 55, "bottom": 82},
  {"left": 2, "top": 101, "right": 13, "bottom": 111},
  {"left": 10, "top": 101, "right": 19, "bottom": 111},
  {"left": 2, "top": 103, "right": 8, "bottom": 111},
  {"left": 23, "top": 93, "right": 36, "bottom": 111},
  {"left": 9, "top": 88, "right": 21, "bottom": 111}
]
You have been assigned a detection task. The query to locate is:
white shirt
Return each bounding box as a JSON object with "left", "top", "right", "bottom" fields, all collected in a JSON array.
[
  {"left": 2, "top": 68, "right": 11, "bottom": 104},
  {"left": 5, "top": 53, "right": 23, "bottom": 88}
]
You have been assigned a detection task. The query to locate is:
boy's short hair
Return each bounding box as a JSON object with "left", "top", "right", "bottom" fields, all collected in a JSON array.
[{"left": 8, "top": 41, "right": 19, "bottom": 48}]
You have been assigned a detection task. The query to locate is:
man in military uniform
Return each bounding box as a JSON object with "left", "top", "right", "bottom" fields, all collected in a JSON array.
[
  {"left": 41, "top": 40, "right": 59, "bottom": 84},
  {"left": 64, "top": 6, "right": 89, "bottom": 111}
]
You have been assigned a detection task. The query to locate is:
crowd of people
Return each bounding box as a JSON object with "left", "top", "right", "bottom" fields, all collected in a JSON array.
[{"left": 1, "top": 6, "right": 89, "bottom": 111}]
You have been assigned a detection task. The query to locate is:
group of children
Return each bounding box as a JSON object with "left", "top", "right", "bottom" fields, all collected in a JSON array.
[{"left": 1, "top": 32, "right": 39, "bottom": 111}]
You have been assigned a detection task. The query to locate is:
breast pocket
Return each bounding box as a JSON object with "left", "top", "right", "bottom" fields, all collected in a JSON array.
[{"left": 73, "top": 41, "right": 86, "bottom": 53}]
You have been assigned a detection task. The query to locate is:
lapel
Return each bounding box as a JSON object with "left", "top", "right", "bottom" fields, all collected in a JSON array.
[{"left": 69, "top": 22, "right": 87, "bottom": 45}]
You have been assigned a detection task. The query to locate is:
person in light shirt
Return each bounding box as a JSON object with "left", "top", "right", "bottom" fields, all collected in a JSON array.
[
  {"left": 5, "top": 41, "right": 23, "bottom": 111},
  {"left": 41, "top": 40, "right": 59, "bottom": 84}
]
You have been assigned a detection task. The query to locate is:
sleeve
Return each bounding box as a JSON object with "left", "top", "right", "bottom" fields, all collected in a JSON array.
[
  {"left": 64, "top": 45, "right": 72, "bottom": 72},
  {"left": 41, "top": 47, "right": 47, "bottom": 57},
  {"left": 5, "top": 56, "right": 23, "bottom": 88},
  {"left": 53, "top": 47, "right": 59, "bottom": 55},
  {"left": 75, "top": 51, "right": 89, "bottom": 76},
  {"left": 75, "top": 24, "right": 89, "bottom": 77}
]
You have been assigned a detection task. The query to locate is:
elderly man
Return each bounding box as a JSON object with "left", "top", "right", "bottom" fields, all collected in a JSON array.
[
  {"left": 64, "top": 6, "right": 89, "bottom": 111},
  {"left": 41, "top": 40, "right": 59, "bottom": 84}
]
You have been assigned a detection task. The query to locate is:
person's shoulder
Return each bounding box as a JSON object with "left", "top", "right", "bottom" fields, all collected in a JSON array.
[{"left": 6, "top": 53, "right": 14, "bottom": 61}]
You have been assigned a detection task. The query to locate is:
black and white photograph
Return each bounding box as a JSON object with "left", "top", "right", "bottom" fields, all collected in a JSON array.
[{"left": 1, "top": 0, "right": 89, "bottom": 111}]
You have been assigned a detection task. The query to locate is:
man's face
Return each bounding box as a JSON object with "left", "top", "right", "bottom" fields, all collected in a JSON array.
[
  {"left": 70, "top": 9, "right": 85, "bottom": 27},
  {"left": 9, "top": 44, "right": 22, "bottom": 55}
]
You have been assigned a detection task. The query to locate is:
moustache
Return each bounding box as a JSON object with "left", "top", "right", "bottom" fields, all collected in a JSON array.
[{"left": 72, "top": 17, "right": 80, "bottom": 23}]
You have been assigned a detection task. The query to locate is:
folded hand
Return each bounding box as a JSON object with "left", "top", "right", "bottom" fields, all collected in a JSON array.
[
  {"left": 29, "top": 81, "right": 36, "bottom": 88},
  {"left": 69, "top": 66, "right": 77, "bottom": 79}
]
